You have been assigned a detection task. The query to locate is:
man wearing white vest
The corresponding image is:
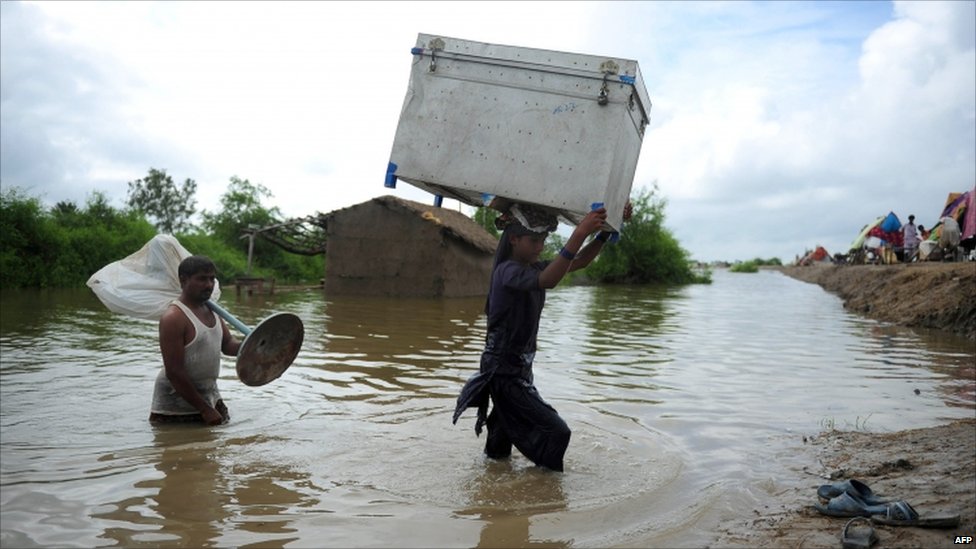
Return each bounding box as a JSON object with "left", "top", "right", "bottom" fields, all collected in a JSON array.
[{"left": 150, "top": 256, "right": 241, "bottom": 425}]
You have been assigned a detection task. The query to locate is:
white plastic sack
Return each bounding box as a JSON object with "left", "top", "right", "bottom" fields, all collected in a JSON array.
[
  {"left": 86, "top": 234, "right": 221, "bottom": 320},
  {"left": 939, "top": 217, "right": 961, "bottom": 248},
  {"left": 918, "top": 240, "right": 939, "bottom": 260}
]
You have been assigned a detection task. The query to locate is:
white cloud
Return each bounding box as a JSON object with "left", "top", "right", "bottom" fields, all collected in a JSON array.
[
  {"left": 629, "top": 0, "right": 974, "bottom": 261},
  {"left": 7, "top": 1, "right": 601, "bottom": 214}
]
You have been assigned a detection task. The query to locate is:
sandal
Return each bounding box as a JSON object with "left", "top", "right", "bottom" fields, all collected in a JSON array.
[
  {"left": 814, "top": 492, "right": 888, "bottom": 517},
  {"left": 870, "top": 500, "right": 960, "bottom": 529},
  {"left": 818, "top": 479, "right": 889, "bottom": 505},
  {"left": 842, "top": 517, "right": 879, "bottom": 549}
]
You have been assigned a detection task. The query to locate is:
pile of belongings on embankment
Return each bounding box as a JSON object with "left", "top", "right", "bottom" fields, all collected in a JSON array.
[
  {"left": 849, "top": 212, "right": 904, "bottom": 264},
  {"left": 848, "top": 188, "right": 976, "bottom": 264},
  {"left": 798, "top": 245, "right": 833, "bottom": 266},
  {"left": 919, "top": 189, "right": 975, "bottom": 261}
]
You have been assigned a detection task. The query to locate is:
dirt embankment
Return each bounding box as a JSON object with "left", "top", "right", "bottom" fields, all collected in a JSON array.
[
  {"left": 713, "top": 263, "right": 976, "bottom": 548},
  {"left": 717, "top": 418, "right": 976, "bottom": 548},
  {"left": 779, "top": 263, "right": 976, "bottom": 340}
]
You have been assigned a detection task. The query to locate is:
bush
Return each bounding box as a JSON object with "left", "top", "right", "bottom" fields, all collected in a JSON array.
[
  {"left": 729, "top": 261, "right": 760, "bottom": 273},
  {"left": 750, "top": 257, "right": 782, "bottom": 266},
  {"left": 199, "top": 176, "right": 324, "bottom": 284},
  {"left": 1, "top": 183, "right": 325, "bottom": 288},
  {"left": 1, "top": 188, "right": 155, "bottom": 288},
  {"left": 175, "top": 232, "right": 251, "bottom": 281},
  {"left": 585, "top": 186, "right": 711, "bottom": 285}
]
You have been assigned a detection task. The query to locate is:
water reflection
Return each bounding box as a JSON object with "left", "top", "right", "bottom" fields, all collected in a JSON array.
[
  {"left": 549, "top": 286, "right": 675, "bottom": 405},
  {"left": 92, "top": 426, "right": 312, "bottom": 548},
  {"left": 0, "top": 288, "right": 106, "bottom": 337},
  {"left": 858, "top": 323, "right": 976, "bottom": 409},
  {"left": 457, "top": 461, "right": 569, "bottom": 549},
  {"left": 582, "top": 285, "right": 677, "bottom": 339},
  {"left": 316, "top": 295, "right": 485, "bottom": 402},
  {"left": 322, "top": 295, "right": 485, "bottom": 362},
  {"left": 94, "top": 426, "right": 227, "bottom": 547}
]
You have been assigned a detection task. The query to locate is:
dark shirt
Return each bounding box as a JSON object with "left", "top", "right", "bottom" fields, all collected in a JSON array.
[
  {"left": 453, "top": 258, "right": 550, "bottom": 430},
  {"left": 485, "top": 259, "right": 550, "bottom": 356}
]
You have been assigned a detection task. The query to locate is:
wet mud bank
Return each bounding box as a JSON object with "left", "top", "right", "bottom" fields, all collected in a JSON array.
[
  {"left": 779, "top": 263, "right": 976, "bottom": 340},
  {"left": 709, "top": 264, "right": 976, "bottom": 547},
  {"left": 715, "top": 418, "right": 976, "bottom": 548}
]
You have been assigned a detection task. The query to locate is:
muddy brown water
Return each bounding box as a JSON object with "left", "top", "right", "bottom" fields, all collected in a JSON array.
[{"left": 1, "top": 270, "right": 973, "bottom": 547}]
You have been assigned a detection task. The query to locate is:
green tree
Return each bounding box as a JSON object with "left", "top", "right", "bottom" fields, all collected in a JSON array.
[
  {"left": 1, "top": 180, "right": 321, "bottom": 288},
  {"left": 541, "top": 232, "right": 566, "bottom": 261},
  {"left": 126, "top": 167, "right": 197, "bottom": 233},
  {"left": 730, "top": 257, "right": 782, "bottom": 271},
  {"left": 58, "top": 192, "right": 156, "bottom": 285},
  {"left": 473, "top": 206, "right": 500, "bottom": 237},
  {"left": 755, "top": 257, "right": 782, "bottom": 266},
  {"left": 1, "top": 187, "right": 155, "bottom": 288},
  {"left": 585, "top": 184, "right": 710, "bottom": 285},
  {"left": 53, "top": 200, "right": 79, "bottom": 217},
  {"left": 0, "top": 187, "right": 56, "bottom": 287},
  {"left": 200, "top": 176, "right": 282, "bottom": 247},
  {"left": 194, "top": 176, "right": 323, "bottom": 283},
  {"left": 729, "top": 261, "right": 759, "bottom": 273}
]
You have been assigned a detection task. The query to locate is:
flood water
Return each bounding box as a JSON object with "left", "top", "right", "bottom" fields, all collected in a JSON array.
[{"left": 1, "top": 269, "right": 973, "bottom": 548}]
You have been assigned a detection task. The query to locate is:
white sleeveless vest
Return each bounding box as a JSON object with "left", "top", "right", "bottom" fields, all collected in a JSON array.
[{"left": 150, "top": 300, "right": 223, "bottom": 415}]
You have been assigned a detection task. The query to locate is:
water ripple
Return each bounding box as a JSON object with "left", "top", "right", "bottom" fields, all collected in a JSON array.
[{"left": 1, "top": 273, "right": 972, "bottom": 547}]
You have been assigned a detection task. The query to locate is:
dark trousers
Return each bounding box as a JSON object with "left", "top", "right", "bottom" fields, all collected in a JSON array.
[
  {"left": 484, "top": 376, "right": 571, "bottom": 472},
  {"left": 149, "top": 399, "right": 229, "bottom": 425}
]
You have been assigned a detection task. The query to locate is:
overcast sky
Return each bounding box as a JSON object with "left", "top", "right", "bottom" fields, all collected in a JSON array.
[{"left": 2, "top": 1, "right": 974, "bottom": 262}]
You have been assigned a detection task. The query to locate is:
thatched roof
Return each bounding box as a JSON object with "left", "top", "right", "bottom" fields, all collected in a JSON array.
[{"left": 328, "top": 195, "right": 499, "bottom": 254}]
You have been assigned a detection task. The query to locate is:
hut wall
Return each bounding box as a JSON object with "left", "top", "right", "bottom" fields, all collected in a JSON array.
[
  {"left": 324, "top": 200, "right": 493, "bottom": 297},
  {"left": 440, "top": 238, "right": 492, "bottom": 297}
]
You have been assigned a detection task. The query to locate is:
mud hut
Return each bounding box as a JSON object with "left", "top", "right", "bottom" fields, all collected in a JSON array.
[{"left": 323, "top": 195, "right": 499, "bottom": 297}]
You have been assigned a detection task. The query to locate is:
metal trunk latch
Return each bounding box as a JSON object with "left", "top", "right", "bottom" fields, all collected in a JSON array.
[
  {"left": 597, "top": 60, "right": 619, "bottom": 106},
  {"left": 598, "top": 76, "right": 609, "bottom": 105},
  {"left": 428, "top": 37, "right": 445, "bottom": 72}
]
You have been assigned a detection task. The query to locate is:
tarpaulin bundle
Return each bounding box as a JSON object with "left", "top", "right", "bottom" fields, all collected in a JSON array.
[
  {"left": 880, "top": 211, "right": 902, "bottom": 233},
  {"left": 867, "top": 225, "right": 903, "bottom": 247},
  {"left": 964, "top": 191, "right": 976, "bottom": 241},
  {"left": 850, "top": 216, "right": 885, "bottom": 250},
  {"left": 940, "top": 190, "right": 975, "bottom": 241}
]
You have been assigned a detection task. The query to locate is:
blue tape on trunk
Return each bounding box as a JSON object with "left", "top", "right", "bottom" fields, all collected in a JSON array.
[
  {"left": 434, "top": 195, "right": 443, "bottom": 207},
  {"left": 384, "top": 162, "right": 398, "bottom": 188}
]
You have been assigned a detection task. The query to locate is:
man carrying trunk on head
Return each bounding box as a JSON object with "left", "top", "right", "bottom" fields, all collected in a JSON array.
[{"left": 453, "top": 201, "right": 631, "bottom": 471}]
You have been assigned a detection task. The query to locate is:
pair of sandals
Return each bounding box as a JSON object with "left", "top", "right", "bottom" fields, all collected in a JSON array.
[{"left": 815, "top": 479, "right": 961, "bottom": 549}]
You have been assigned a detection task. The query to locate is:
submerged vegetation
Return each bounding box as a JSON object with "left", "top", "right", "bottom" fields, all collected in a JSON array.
[
  {"left": 730, "top": 261, "right": 760, "bottom": 273},
  {"left": 730, "top": 257, "right": 782, "bottom": 273}
]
